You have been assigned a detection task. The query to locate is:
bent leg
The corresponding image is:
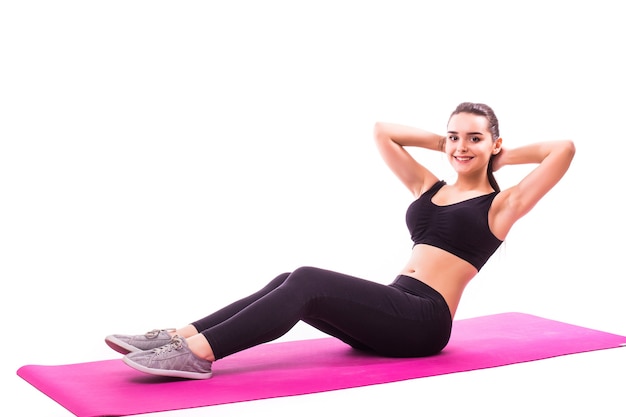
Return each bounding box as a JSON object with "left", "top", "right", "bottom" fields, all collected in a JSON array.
[{"left": 201, "top": 267, "right": 451, "bottom": 360}]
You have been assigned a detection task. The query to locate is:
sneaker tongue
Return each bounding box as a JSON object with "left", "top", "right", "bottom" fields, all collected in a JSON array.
[{"left": 153, "top": 336, "right": 184, "bottom": 354}]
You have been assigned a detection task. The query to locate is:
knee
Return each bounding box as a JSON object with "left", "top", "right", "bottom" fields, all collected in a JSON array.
[
  {"left": 290, "top": 266, "right": 321, "bottom": 278},
  {"left": 267, "top": 272, "right": 291, "bottom": 288},
  {"left": 285, "top": 266, "right": 321, "bottom": 285}
]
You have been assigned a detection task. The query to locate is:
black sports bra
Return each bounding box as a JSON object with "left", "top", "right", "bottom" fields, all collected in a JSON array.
[{"left": 406, "top": 180, "right": 503, "bottom": 271}]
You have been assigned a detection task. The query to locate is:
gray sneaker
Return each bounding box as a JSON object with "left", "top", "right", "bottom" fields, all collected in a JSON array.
[
  {"left": 105, "top": 329, "right": 174, "bottom": 354},
  {"left": 122, "top": 335, "right": 213, "bottom": 379}
]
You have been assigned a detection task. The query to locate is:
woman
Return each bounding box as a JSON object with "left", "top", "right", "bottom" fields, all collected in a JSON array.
[{"left": 105, "top": 102, "right": 575, "bottom": 379}]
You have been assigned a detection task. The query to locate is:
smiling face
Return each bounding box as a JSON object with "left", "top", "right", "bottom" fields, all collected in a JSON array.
[{"left": 446, "top": 112, "right": 501, "bottom": 177}]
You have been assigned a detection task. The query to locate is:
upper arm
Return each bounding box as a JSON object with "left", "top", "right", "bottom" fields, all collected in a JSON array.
[
  {"left": 373, "top": 122, "right": 441, "bottom": 198},
  {"left": 492, "top": 140, "right": 576, "bottom": 238}
]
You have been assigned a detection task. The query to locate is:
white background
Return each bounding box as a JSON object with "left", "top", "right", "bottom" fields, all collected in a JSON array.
[{"left": 2, "top": 1, "right": 624, "bottom": 416}]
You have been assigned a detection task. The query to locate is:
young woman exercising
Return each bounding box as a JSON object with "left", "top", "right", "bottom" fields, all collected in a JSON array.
[{"left": 105, "top": 102, "right": 575, "bottom": 379}]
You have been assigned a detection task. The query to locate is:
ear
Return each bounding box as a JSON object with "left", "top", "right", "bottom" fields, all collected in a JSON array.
[{"left": 492, "top": 137, "right": 503, "bottom": 154}]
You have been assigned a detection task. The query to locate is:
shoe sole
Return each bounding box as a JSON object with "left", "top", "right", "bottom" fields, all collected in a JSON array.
[
  {"left": 104, "top": 335, "right": 140, "bottom": 355},
  {"left": 122, "top": 356, "right": 212, "bottom": 380}
]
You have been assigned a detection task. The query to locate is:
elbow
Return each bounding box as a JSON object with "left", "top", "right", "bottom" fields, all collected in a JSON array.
[
  {"left": 373, "top": 122, "right": 390, "bottom": 143},
  {"left": 548, "top": 140, "right": 576, "bottom": 164},
  {"left": 563, "top": 139, "right": 576, "bottom": 162},
  {"left": 373, "top": 122, "right": 384, "bottom": 139}
]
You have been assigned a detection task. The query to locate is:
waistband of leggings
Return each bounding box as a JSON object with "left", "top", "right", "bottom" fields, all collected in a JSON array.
[{"left": 390, "top": 275, "right": 450, "bottom": 310}]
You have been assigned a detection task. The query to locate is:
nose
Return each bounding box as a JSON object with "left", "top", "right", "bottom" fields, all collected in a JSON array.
[{"left": 456, "top": 138, "right": 468, "bottom": 152}]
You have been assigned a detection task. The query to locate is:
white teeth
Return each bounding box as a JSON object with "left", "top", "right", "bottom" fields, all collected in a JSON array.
[{"left": 456, "top": 157, "right": 471, "bottom": 161}]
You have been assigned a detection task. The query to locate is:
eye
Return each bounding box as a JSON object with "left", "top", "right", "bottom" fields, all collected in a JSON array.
[
  {"left": 448, "top": 135, "right": 458, "bottom": 141},
  {"left": 470, "top": 136, "right": 481, "bottom": 142}
]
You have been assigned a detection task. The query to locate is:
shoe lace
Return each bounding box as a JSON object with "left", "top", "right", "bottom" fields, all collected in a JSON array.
[
  {"left": 152, "top": 335, "right": 184, "bottom": 355},
  {"left": 144, "top": 328, "right": 175, "bottom": 339}
]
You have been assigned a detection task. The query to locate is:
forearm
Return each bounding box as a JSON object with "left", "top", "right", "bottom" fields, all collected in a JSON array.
[
  {"left": 373, "top": 122, "right": 445, "bottom": 152},
  {"left": 499, "top": 140, "right": 575, "bottom": 167}
]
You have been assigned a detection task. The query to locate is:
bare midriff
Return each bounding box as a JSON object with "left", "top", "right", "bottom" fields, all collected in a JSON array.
[{"left": 400, "top": 244, "right": 479, "bottom": 319}]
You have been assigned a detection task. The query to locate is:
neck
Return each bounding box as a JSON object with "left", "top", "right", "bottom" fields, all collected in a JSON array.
[{"left": 453, "top": 174, "right": 493, "bottom": 192}]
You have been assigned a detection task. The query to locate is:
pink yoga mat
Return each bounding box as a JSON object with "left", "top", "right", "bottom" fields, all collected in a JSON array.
[{"left": 17, "top": 312, "right": 626, "bottom": 417}]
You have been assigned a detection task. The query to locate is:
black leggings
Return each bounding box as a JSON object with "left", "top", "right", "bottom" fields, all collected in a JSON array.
[{"left": 192, "top": 266, "right": 452, "bottom": 360}]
